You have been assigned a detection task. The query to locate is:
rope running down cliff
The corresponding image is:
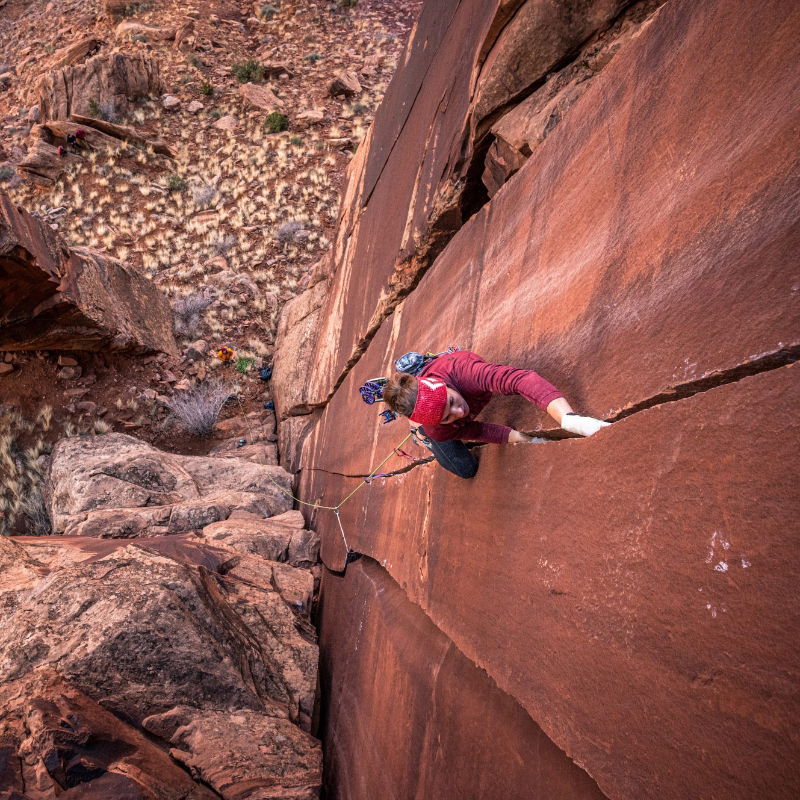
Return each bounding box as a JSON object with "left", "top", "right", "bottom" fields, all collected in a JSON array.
[{"left": 235, "top": 397, "right": 413, "bottom": 557}]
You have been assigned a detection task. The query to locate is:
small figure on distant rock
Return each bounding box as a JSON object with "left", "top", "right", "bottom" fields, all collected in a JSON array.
[
  {"left": 57, "top": 145, "right": 66, "bottom": 157},
  {"left": 381, "top": 350, "right": 611, "bottom": 479}
]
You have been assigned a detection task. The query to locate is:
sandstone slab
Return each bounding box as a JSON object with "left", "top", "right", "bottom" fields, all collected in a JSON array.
[
  {"left": 276, "top": 0, "right": 633, "bottom": 413},
  {"left": 0, "top": 193, "right": 177, "bottom": 353},
  {"left": 238, "top": 81, "right": 283, "bottom": 111}
]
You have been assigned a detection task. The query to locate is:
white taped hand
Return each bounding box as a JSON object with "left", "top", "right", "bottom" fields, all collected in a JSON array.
[{"left": 560, "top": 414, "right": 611, "bottom": 437}]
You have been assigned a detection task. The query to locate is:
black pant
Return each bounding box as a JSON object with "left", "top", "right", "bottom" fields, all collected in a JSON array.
[{"left": 428, "top": 438, "right": 478, "bottom": 479}]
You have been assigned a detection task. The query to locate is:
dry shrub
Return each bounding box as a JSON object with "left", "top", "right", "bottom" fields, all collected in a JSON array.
[
  {"left": 173, "top": 290, "right": 216, "bottom": 336},
  {"left": 166, "top": 381, "right": 233, "bottom": 437}
]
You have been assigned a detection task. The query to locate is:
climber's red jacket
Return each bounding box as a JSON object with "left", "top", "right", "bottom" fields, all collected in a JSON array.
[{"left": 419, "top": 350, "right": 563, "bottom": 444}]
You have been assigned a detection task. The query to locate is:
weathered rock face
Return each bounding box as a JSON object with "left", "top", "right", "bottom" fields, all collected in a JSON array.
[
  {"left": 37, "top": 52, "right": 162, "bottom": 121},
  {"left": 48, "top": 432, "right": 293, "bottom": 536},
  {"left": 0, "top": 522, "right": 322, "bottom": 799},
  {"left": 271, "top": 0, "right": 800, "bottom": 797},
  {"left": 0, "top": 193, "right": 176, "bottom": 353}
]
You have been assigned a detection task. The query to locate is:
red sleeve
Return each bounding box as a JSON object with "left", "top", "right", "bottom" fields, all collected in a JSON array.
[
  {"left": 423, "top": 421, "right": 511, "bottom": 444},
  {"left": 450, "top": 352, "right": 563, "bottom": 410}
]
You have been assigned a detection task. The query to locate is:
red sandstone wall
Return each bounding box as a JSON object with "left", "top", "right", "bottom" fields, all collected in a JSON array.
[{"left": 277, "top": 0, "right": 800, "bottom": 797}]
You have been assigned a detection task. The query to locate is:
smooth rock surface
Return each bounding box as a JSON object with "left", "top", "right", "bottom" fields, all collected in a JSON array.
[{"left": 289, "top": 0, "right": 800, "bottom": 798}]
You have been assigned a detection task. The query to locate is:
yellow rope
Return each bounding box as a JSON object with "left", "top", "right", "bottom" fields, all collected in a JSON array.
[{"left": 234, "top": 395, "right": 413, "bottom": 511}]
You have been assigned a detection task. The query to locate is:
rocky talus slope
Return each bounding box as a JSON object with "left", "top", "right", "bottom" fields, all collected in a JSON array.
[{"left": 273, "top": 0, "right": 800, "bottom": 798}]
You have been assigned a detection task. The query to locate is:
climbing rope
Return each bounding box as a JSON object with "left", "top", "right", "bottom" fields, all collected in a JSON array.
[{"left": 233, "top": 395, "right": 415, "bottom": 558}]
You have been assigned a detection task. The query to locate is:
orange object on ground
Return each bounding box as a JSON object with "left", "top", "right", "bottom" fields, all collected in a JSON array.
[{"left": 216, "top": 346, "right": 235, "bottom": 361}]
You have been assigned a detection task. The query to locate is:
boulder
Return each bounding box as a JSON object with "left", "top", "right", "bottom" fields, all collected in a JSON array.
[
  {"left": 37, "top": 52, "right": 162, "bottom": 120},
  {"left": 146, "top": 707, "right": 321, "bottom": 798},
  {"left": 48, "top": 432, "right": 292, "bottom": 536},
  {"left": 296, "top": 107, "right": 325, "bottom": 126},
  {"left": 188, "top": 99, "right": 204, "bottom": 113},
  {"left": 238, "top": 81, "right": 283, "bottom": 110},
  {"left": 161, "top": 93, "right": 181, "bottom": 110},
  {"left": 201, "top": 510, "right": 320, "bottom": 567},
  {"left": 115, "top": 21, "right": 177, "bottom": 41},
  {"left": 0, "top": 671, "right": 218, "bottom": 799},
  {"left": 0, "top": 193, "right": 177, "bottom": 353},
  {"left": 15, "top": 137, "right": 81, "bottom": 185},
  {"left": 213, "top": 114, "right": 239, "bottom": 130},
  {"left": 328, "top": 69, "right": 361, "bottom": 97},
  {"left": 50, "top": 36, "right": 103, "bottom": 70}
]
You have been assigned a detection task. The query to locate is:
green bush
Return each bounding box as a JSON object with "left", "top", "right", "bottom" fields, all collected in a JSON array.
[
  {"left": 0, "top": 165, "right": 15, "bottom": 182},
  {"left": 303, "top": 52, "right": 321, "bottom": 63},
  {"left": 167, "top": 174, "right": 187, "bottom": 192},
  {"left": 235, "top": 356, "right": 254, "bottom": 374},
  {"left": 199, "top": 81, "right": 214, "bottom": 96},
  {"left": 265, "top": 112, "right": 289, "bottom": 133},
  {"left": 289, "top": 136, "right": 303, "bottom": 146},
  {"left": 231, "top": 60, "right": 265, "bottom": 83},
  {"left": 339, "top": 0, "right": 358, "bottom": 6},
  {"left": 260, "top": 3, "right": 279, "bottom": 18}
]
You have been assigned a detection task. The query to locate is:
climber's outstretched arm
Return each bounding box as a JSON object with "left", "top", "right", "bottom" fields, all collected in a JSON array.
[{"left": 507, "top": 398, "right": 610, "bottom": 442}]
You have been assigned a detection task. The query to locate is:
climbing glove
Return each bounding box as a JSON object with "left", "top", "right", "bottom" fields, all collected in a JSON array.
[{"left": 560, "top": 414, "right": 611, "bottom": 437}]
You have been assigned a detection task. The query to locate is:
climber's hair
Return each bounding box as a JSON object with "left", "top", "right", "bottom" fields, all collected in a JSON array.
[{"left": 383, "top": 373, "right": 418, "bottom": 417}]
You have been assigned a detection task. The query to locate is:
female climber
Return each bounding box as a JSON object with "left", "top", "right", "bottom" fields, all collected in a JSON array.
[{"left": 382, "top": 350, "right": 609, "bottom": 478}]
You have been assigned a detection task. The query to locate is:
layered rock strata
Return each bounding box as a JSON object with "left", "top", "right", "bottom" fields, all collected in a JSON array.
[
  {"left": 0, "top": 193, "right": 176, "bottom": 353},
  {"left": 273, "top": 0, "right": 800, "bottom": 797}
]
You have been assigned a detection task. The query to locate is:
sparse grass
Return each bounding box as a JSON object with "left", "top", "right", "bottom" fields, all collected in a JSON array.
[
  {"left": 260, "top": 4, "right": 279, "bottom": 19},
  {"left": 304, "top": 52, "right": 322, "bottom": 63},
  {"left": 0, "top": 407, "right": 52, "bottom": 536},
  {"left": 276, "top": 220, "right": 303, "bottom": 243},
  {"left": 289, "top": 136, "right": 303, "bottom": 146},
  {"left": 231, "top": 60, "right": 265, "bottom": 83},
  {"left": 124, "top": 0, "right": 151, "bottom": 15},
  {"left": 265, "top": 112, "right": 289, "bottom": 133},
  {"left": 0, "top": 165, "right": 14, "bottom": 182},
  {"left": 213, "top": 234, "right": 237, "bottom": 255},
  {"left": 199, "top": 81, "right": 214, "bottom": 96},
  {"left": 166, "top": 381, "right": 233, "bottom": 436}
]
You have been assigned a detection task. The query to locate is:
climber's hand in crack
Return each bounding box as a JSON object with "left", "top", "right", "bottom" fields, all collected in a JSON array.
[
  {"left": 508, "top": 430, "right": 535, "bottom": 443},
  {"left": 546, "top": 397, "right": 610, "bottom": 437},
  {"left": 560, "top": 414, "right": 611, "bottom": 437}
]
